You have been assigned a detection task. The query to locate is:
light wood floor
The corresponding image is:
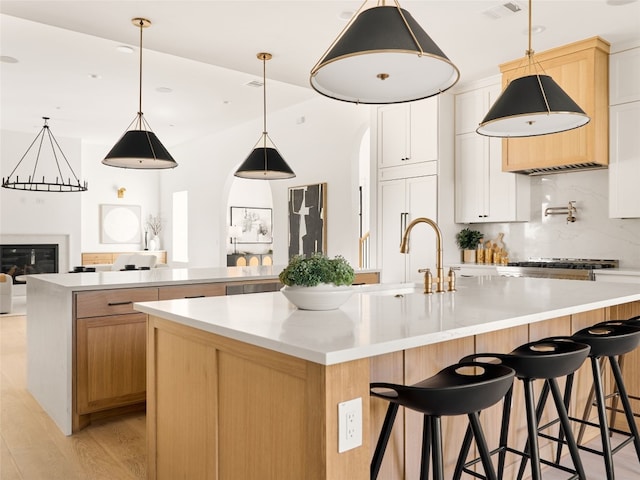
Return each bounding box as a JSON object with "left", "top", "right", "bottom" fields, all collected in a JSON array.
[
  {"left": 1, "top": 314, "right": 145, "bottom": 479},
  {"left": 2, "top": 314, "right": 639, "bottom": 479}
]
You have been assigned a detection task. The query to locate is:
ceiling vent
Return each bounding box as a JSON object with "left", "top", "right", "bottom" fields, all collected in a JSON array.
[
  {"left": 483, "top": 1, "right": 525, "bottom": 20},
  {"left": 245, "top": 80, "right": 264, "bottom": 88}
]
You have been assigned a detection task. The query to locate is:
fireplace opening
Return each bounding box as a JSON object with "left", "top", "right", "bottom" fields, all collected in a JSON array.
[{"left": 0, "top": 244, "right": 59, "bottom": 284}]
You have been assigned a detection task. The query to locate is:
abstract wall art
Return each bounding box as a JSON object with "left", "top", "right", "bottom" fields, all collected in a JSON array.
[{"left": 287, "top": 183, "right": 327, "bottom": 259}]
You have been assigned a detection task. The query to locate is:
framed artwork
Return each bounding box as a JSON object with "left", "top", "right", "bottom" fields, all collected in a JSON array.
[
  {"left": 288, "top": 183, "right": 327, "bottom": 259},
  {"left": 230, "top": 207, "right": 273, "bottom": 244},
  {"left": 100, "top": 204, "right": 142, "bottom": 244}
]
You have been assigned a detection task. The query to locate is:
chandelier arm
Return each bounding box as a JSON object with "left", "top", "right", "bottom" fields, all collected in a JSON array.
[
  {"left": 47, "top": 123, "right": 84, "bottom": 183},
  {"left": 5, "top": 126, "right": 45, "bottom": 179},
  {"left": 31, "top": 127, "right": 47, "bottom": 182},
  {"left": 45, "top": 125, "right": 65, "bottom": 183}
]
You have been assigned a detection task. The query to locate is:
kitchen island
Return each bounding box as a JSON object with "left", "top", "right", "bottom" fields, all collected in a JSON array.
[
  {"left": 135, "top": 277, "right": 640, "bottom": 480},
  {"left": 25, "top": 265, "right": 380, "bottom": 435}
]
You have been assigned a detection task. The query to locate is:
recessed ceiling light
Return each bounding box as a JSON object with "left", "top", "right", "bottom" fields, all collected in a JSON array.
[
  {"left": 88, "top": 73, "right": 102, "bottom": 79},
  {"left": 0, "top": 56, "right": 19, "bottom": 63},
  {"left": 523, "top": 25, "right": 546, "bottom": 35},
  {"left": 156, "top": 87, "right": 173, "bottom": 93},
  {"left": 116, "top": 45, "right": 134, "bottom": 54}
]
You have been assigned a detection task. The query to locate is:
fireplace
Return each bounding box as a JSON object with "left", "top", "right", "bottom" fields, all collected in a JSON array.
[{"left": 1, "top": 244, "right": 59, "bottom": 284}]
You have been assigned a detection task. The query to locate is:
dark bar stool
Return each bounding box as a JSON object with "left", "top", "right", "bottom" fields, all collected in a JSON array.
[
  {"left": 455, "top": 337, "right": 591, "bottom": 480},
  {"left": 552, "top": 321, "right": 640, "bottom": 480},
  {"left": 370, "top": 361, "right": 515, "bottom": 480},
  {"left": 576, "top": 315, "right": 640, "bottom": 444}
]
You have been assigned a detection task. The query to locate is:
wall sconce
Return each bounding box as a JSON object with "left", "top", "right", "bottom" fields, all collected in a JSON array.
[
  {"left": 117, "top": 187, "right": 126, "bottom": 198},
  {"left": 544, "top": 201, "right": 577, "bottom": 223}
]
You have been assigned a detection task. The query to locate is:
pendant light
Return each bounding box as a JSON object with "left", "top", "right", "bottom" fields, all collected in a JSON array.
[
  {"left": 2, "top": 117, "right": 88, "bottom": 192},
  {"left": 310, "top": 0, "right": 460, "bottom": 104},
  {"left": 476, "top": 0, "right": 590, "bottom": 137},
  {"left": 102, "top": 18, "right": 177, "bottom": 169},
  {"left": 235, "top": 53, "right": 295, "bottom": 180}
]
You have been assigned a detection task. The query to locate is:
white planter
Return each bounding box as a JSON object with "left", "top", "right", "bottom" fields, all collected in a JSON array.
[{"left": 280, "top": 283, "right": 353, "bottom": 311}]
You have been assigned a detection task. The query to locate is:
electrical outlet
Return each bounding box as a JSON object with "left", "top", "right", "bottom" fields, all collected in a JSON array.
[{"left": 338, "top": 397, "right": 362, "bottom": 453}]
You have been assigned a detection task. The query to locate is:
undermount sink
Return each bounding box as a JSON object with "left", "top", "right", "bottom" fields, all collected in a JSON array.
[{"left": 359, "top": 283, "right": 422, "bottom": 297}]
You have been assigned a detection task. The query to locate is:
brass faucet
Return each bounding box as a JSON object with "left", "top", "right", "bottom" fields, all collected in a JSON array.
[{"left": 400, "top": 217, "right": 454, "bottom": 293}]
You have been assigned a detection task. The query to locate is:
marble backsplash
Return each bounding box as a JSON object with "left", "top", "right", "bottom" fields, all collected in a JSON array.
[{"left": 474, "top": 169, "right": 640, "bottom": 268}]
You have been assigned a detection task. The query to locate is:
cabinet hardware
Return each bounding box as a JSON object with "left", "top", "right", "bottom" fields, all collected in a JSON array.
[
  {"left": 185, "top": 295, "right": 205, "bottom": 299},
  {"left": 107, "top": 301, "right": 133, "bottom": 306}
]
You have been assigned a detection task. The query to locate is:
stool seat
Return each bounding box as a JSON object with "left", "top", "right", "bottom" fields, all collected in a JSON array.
[
  {"left": 572, "top": 323, "right": 640, "bottom": 358},
  {"left": 371, "top": 361, "right": 515, "bottom": 480},
  {"left": 371, "top": 361, "right": 515, "bottom": 416}
]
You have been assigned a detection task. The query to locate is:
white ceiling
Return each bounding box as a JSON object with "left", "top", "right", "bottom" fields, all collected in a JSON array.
[{"left": 1, "top": 1, "right": 639, "bottom": 147}]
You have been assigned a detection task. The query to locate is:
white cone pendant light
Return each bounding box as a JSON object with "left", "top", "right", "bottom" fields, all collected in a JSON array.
[
  {"left": 310, "top": 0, "right": 459, "bottom": 104},
  {"left": 477, "top": 0, "right": 590, "bottom": 137},
  {"left": 103, "top": 18, "right": 177, "bottom": 169},
  {"left": 235, "top": 53, "right": 295, "bottom": 180}
]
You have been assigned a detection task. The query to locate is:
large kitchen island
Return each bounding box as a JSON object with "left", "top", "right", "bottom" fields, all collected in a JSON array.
[{"left": 134, "top": 276, "right": 640, "bottom": 480}]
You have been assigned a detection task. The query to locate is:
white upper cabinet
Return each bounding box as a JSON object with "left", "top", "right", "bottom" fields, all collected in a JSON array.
[
  {"left": 454, "top": 81, "right": 530, "bottom": 223},
  {"left": 609, "top": 45, "right": 640, "bottom": 219},
  {"left": 377, "top": 97, "right": 438, "bottom": 168}
]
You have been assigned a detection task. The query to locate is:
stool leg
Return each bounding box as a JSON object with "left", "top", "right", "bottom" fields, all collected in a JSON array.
[
  {"left": 609, "top": 355, "right": 640, "bottom": 461},
  {"left": 498, "top": 386, "right": 514, "bottom": 479},
  {"left": 371, "top": 402, "right": 399, "bottom": 480},
  {"left": 516, "top": 380, "right": 550, "bottom": 480},
  {"left": 556, "top": 372, "right": 576, "bottom": 464},
  {"left": 608, "top": 354, "right": 624, "bottom": 431},
  {"left": 452, "top": 423, "right": 474, "bottom": 479},
  {"left": 468, "top": 411, "right": 498, "bottom": 480},
  {"left": 577, "top": 357, "right": 605, "bottom": 445},
  {"left": 591, "top": 356, "right": 615, "bottom": 480},
  {"left": 420, "top": 415, "right": 432, "bottom": 480},
  {"left": 548, "top": 378, "right": 587, "bottom": 480},
  {"left": 522, "top": 378, "right": 543, "bottom": 480},
  {"left": 430, "top": 416, "right": 444, "bottom": 480}
]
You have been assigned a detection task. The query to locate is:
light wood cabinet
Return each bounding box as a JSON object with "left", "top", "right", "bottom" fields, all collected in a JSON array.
[
  {"left": 454, "top": 82, "right": 530, "bottom": 223},
  {"left": 158, "top": 283, "right": 226, "bottom": 300},
  {"left": 500, "top": 37, "right": 610, "bottom": 174},
  {"left": 609, "top": 45, "right": 640, "bottom": 219},
  {"left": 377, "top": 98, "right": 438, "bottom": 168},
  {"left": 82, "top": 250, "right": 167, "bottom": 265}
]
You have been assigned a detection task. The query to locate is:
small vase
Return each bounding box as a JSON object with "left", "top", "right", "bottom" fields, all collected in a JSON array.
[
  {"left": 150, "top": 235, "right": 160, "bottom": 251},
  {"left": 462, "top": 249, "right": 477, "bottom": 263}
]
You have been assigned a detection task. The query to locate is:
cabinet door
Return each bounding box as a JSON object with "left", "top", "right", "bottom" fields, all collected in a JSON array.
[
  {"left": 455, "top": 132, "right": 487, "bottom": 223},
  {"left": 410, "top": 97, "right": 438, "bottom": 163},
  {"left": 76, "top": 313, "right": 147, "bottom": 414},
  {"left": 405, "top": 175, "right": 438, "bottom": 284},
  {"left": 378, "top": 105, "right": 409, "bottom": 168},
  {"left": 158, "top": 283, "right": 226, "bottom": 300},
  {"left": 609, "top": 101, "right": 640, "bottom": 218},
  {"left": 610, "top": 47, "right": 640, "bottom": 105},
  {"left": 455, "top": 89, "right": 486, "bottom": 135},
  {"left": 379, "top": 179, "right": 408, "bottom": 283}
]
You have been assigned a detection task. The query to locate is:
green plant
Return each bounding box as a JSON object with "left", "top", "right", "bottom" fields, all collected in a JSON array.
[
  {"left": 455, "top": 228, "right": 483, "bottom": 250},
  {"left": 279, "top": 253, "right": 355, "bottom": 287}
]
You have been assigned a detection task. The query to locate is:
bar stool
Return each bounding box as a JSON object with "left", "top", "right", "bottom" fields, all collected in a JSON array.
[
  {"left": 576, "top": 315, "right": 640, "bottom": 443},
  {"left": 552, "top": 321, "right": 640, "bottom": 480},
  {"left": 455, "top": 337, "right": 591, "bottom": 480},
  {"left": 370, "top": 361, "right": 515, "bottom": 480}
]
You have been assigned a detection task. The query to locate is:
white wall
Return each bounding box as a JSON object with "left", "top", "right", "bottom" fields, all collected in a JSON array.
[
  {"left": 465, "top": 169, "right": 640, "bottom": 268},
  {"left": 161, "top": 96, "right": 371, "bottom": 268},
  {"left": 1, "top": 129, "right": 82, "bottom": 268},
  {"left": 80, "top": 143, "right": 161, "bottom": 253}
]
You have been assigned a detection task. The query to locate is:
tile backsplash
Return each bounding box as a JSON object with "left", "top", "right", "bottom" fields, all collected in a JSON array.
[{"left": 475, "top": 169, "right": 640, "bottom": 267}]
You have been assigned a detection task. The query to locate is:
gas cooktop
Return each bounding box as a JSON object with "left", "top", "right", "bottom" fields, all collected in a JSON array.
[{"left": 507, "top": 258, "right": 619, "bottom": 270}]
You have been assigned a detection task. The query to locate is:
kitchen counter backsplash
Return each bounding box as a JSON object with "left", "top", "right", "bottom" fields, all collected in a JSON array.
[{"left": 469, "top": 169, "right": 640, "bottom": 268}]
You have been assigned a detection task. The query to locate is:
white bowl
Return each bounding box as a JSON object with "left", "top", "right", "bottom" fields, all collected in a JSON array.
[{"left": 280, "top": 284, "right": 353, "bottom": 311}]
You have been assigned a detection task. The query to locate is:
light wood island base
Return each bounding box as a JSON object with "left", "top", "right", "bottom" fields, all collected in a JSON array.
[{"left": 147, "top": 315, "right": 370, "bottom": 480}]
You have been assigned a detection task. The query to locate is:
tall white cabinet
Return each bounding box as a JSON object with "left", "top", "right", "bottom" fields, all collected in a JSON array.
[
  {"left": 376, "top": 99, "right": 439, "bottom": 284},
  {"left": 454, "top": 79, "right": 530, "bottom": 223},
  {"left": 609, "top": 45, "right": 640, "bottom": 218}
]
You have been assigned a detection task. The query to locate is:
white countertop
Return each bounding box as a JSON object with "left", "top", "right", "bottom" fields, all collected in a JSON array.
[{"left": 134, "top": 276, "right": 640, "bottom": 366}]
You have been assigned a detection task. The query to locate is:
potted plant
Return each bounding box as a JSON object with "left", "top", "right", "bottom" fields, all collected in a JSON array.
[
  {"left": 279, "top": 253, "right": 355, "bottom": 310},
  {"left": 455, "top": 228, "right": 483, "bottom": 263}
]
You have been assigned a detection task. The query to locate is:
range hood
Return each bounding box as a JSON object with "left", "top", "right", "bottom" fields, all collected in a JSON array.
[{"left": 499, "top": 37, "right": 610, "bottom": 176}]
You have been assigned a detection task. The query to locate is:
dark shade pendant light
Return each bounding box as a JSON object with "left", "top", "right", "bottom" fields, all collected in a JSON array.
[
  {"left": 235, "top": 53, "right": 295, "bottom": 180},
  {"left": 476, "top": 0, "right": 590, "bottom": 137},
  {"left": 2, "top": 117, "right": 88, "bottom": 192},
  {"left": 310, "top": 0, "right": 460, "bottom": 104},
  {"left": 102, "top": 18, "right": 177, "bottom": 169}
]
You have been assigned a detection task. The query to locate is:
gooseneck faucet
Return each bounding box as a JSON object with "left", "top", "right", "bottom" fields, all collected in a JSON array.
[{"left": 400, "top": 217, "right": 454, "bottom": 294}]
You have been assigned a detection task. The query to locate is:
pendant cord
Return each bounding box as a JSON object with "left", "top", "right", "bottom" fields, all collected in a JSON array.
[
  {"left": 526, "top": 0, "right": 533, "bottom": 66},
  {"left": 138, "top": 19, "right": 144, "bottom": 129},
  {"left": 262, "top": 55, "right": 267, "bottom": 135}
]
